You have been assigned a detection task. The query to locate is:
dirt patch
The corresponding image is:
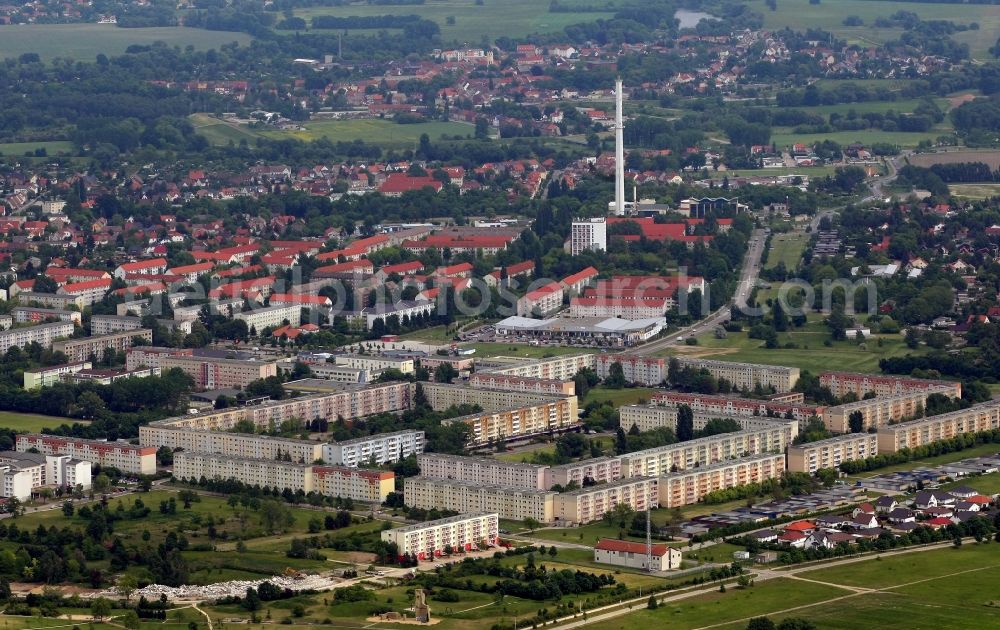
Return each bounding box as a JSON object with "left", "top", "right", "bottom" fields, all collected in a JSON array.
[
  {"left": 947, "top": 92, "right": 978, "bottom": 109},
  {"left": 333, "top": 551, "right": 377, "bottom": 564}
]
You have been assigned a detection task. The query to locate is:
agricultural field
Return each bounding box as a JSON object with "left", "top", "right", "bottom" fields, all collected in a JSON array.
[
  {"left": 669, "top": 318, "right": 923, "bottom": 374},
  {"left": 765, "top": 232, "right": 809, "bottom": 271},
  {"left": 909, "top": 150, "right": 1000, "bottom": 170},
  {"left": 0, "top": 411, "right": 84, "bottom": 432},
  {"left": 756, "top": 0, "right": 1000, "bottom": 60},
  {"left": 293, "top": 0, "right": 629, "bottom": 43},
  {"left": 0, "top": 25, "right": 250, "bottom": 60}
]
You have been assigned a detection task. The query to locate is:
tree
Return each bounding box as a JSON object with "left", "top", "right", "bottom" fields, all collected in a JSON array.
[
  {"left": 522, "top": 517, "right": 541, "bottom": 532},
  {"left": 777, "top": 620, "right": 816, "bottom": 630},
  {"left": 614, "top": 426, "right": 628, "bottom": 454},
  {"left": 610, "top": 502, "right": 635, "bottom": 529},
  {"left": 647, "top": 595, "right": 658, "bottom": 609},
  {"left": 747, "top": 618, "right": 776, "bottom": 630},
  {"left": 62, "top": 501, "right": 74, "bottom": 517},
  {"left": 605, "top": 362, "right": 627, "bottom": 388},
  {"left": 93, "top": 473, "right": 112, "bottom": 495},
  {"left": 676, "top": 404, "right": 695, "bottom": 442},
  {"left": 117, "top": 573, "right": 138, "bottom": 603},
  {"left": 259, "top": 500, "right": 294, "bottom": 534},
  {"left": 434, "top": 363, "right": 458, "bottom": 383},
  {"left": 848, "top": 410, "right": 864, "bottom": 434},
  {"left": 122, "top": 610, "right": 141, "bottom": 630},
  {"left": 90, "top": 597, "right": 112, "bottom": 621}
]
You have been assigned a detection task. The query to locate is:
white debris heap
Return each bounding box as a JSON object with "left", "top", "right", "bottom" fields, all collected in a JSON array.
[{"left": 107, "top": 574, "right": 339, "bottom": 601}]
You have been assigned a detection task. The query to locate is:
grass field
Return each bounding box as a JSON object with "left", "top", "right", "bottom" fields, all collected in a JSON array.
[
  {"left": 294, "top": 0, "right": 628, "bottom": 43},
  {"left": 0, "top": 25, "right": 250, "bottom": 60},
  {"left": 0, "top": 141, "right": 75, "bottom": 157},
  {"left": 757, "top": 0, "right": 1000, "bottom": 60},
  {"left": 846, "top": 442, "right": 1000, "bottom": 480},
  {"left": 762, "top": 98, "right": 951, "bottom": 118},
  {"left": 947, "top": 183, "right": 1000, "bottom": 200},
  {"left": 0, "top": 411, "right": 84, "bottom": 432},
  {"left": 725, "top": 165, "right": 843, "bottom": 178},
  {"left": 190, "top": 114, "right": 263, "bottom": 146},
  {"left": 771, "top": 129, "right": 948, "bottom": 150},
  {"left": 670, "top": 319, "right": 921, "bottom": 374},
  {"left": 583, "top": 386, "right": 657, "bottom": 408},
  {"left": 765, "top": 232, "right": 809, "bottom": 271},
  {"left": 257, "top": 119, "right": 476, "bottom": 146}
]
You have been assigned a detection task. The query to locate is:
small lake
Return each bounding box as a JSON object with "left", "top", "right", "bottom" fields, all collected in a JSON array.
[{"left": 674, "top": 9, "right": 717, "bottom": 29}]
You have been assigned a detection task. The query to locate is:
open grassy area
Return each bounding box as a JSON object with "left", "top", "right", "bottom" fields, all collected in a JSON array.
[
  {"left": 0, "top": 411, "right": 84, "bottom": 432},
  {"left": 0, "top": 25, "right": 250, "bottom": 60},
  {"left": 583, "top": 386, "right": 657, "bottom": 408},
  {"left": 771, "top": 129, "right": 949, "bottom": 150},
  {"left": 190, "top": 114, "right": 263, "bottom": 146},
  {"left": 293, "top": 0, "right": 629, "bottom": 43},
  {"left": 941, "top": 471, "right": 1000, "bottom": 496},
  {"left": 258, "top": 119, "right": 476, "bottom": 147},
  {"left": 846, "top": 442, "right": 1000, "bottom": 480},
  {"left": 587, "top": 578, "right": 849, "bottom": 630},
  {"left": 765, "top": 232, "right": 809, "bottom": 271},
  {"left": 946, "top": 183, "right": 1000, "bottom": 200},
  {"left": 0, "top": 141, "right": 75, "bottom": 157},
  {"left": 669, "top": 319, "right": 921, "bottom": 375}
]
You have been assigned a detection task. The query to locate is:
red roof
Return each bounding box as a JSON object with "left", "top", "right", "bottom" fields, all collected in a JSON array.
[
  {"left": 594, "top": 538, "right": 670, "bottom": 556},
  {"left": 118, "top": 258, "right": 167, "bottom": 272},
  {"left": 525, "top": 282, "right": 562, "bottom": 300},
  {"left": 60, "top": 278, "right": 112, "bottom": 293},
  {"left": 381, "top": 261, "right": 424, "bottom": 275},
  {"left": 925, "top": 517, "right": 953, "bottom": 527},
  {"left": 315, "top": 260, "right": 373, "bottom": 275},
  {"left": 270, "top": 293, "right": 332, "bottom": 306},
  {"left": 506, "top": 261, "right": 535, "bottom": 275},
  {"left": 562, "top": 266, "right": 599, "bottom": 286},
  {"left": 436, "top": 263, "right": 473, "bottom": 276},
  {"left": 379, "top": 174, "right": 443, "bottom": 194},
  {"left": 784, "top": 520, "right": 815, "bottom": 532}
]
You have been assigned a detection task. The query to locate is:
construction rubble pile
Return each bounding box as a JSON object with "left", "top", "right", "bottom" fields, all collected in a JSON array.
[{"left": 107, "top": 573, "right": 340, "bottom": 601}]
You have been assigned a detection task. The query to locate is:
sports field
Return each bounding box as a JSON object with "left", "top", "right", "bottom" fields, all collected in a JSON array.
[
  {"left": 0, "top": 24, "right": 250, "bottom": 60},
  {"left": 771, "top": 129, "right": 948, "bottom": 150},
  {"left": 295, "top": 0, "right": 628, "bottom": 43},
  {"left": 0, "top": 411, "right": 84, "bottom": 432}
]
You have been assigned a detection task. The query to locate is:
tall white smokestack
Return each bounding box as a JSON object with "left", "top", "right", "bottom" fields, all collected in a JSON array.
[{"left": 615, "top": 78, "right": 625, "bottom": 216}]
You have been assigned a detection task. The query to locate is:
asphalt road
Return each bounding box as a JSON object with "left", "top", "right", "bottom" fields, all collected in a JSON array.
[{"left": 632, "top": 228, "right": 765, "bottom": 356}]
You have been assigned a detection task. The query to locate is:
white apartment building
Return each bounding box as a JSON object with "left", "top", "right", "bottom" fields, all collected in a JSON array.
[
  {"left": 619, "top": 427, "right": 792, "bottom": 478},
  {"left": 819, "top": 371, "right": 962, "bottom": 399},
  {"left": 159, "top": 355, "right": 278, "bottom": 390},
  {"left": 12, "top": 306, "right": 81, "bottom": 326},
  {"left": 618, "top": 404, "right": 800, "bottom": 438},
  {"left": 403, "top": 476, "right": 556, "bottom": 523},
  {"left": 486, "top": 354, "right": 597, "bottom": 381},
  {"left": 516, "top": 282, "right": 564, "bottom": 317},
  {"left": 16, "top": 434, "right": 155, "bottom": 475},
  {"left": 544, "top": 457, "right": 622, "bottom": 489},
  {"left": 139, "top": 427, "right": 323, "bottom": 463},
  {"left": 323, "top": 430, "right": 424, "bottom": 467},
  {"left": 570, "top": 218, "right": 607, "bottom": 256},
  {"left": 174, "top": 451, "right": 314, "bottom": 493},
  {"left": 0, "top": 451, "right": 92, "bottom": 499},
  {"left": 234, "top": 304, "right": 302, "bottom": 332},
  {"left": 23, "top": 361, "right": 92, "bottom": 390},
  {"left": 417, "top": 453, "right": 548, "bottom": 490},
  {"left": 877, "top": 399, "right": 1000, "bottom": 453},
  {"left": 822, "top": 389, "right": 936, "bottom": 433},
  {"left": 442, "top": 401, "right": 579, "bottom": 446},
  {"left": 658, "top": 453, "right": 786, "bottom": 508},
  {"left": 553, "top": 476, "right": 658, "bottom": 525},
  {"left": 0, "top": 321, "right": 74, "bottom": 354},
  {"left": 787, "top": 433, "right": 879, "bottom": 473},
  {"left": 53, "top": 329, "right": 153, "bottom": 363},
  {"left": 90, "top": 315, "right": 143, "bottom": 336},
  {"left": 420, "top": 382, "right": 578, "bottom": 416},
  {"left": 380, "top": 512, "right": 499, "bottom": 560},
  {"left": 15, "top": 292, "right": 84, "bottom": 310},
  {"left": 144, "top": 382, "right": 411, "bottom": 432},
  {"left": 334, "top": 354, "right": 415, "bottom": 375},
  {"left": 357, "top": 300, "right": 435, "bottom": 331},
  {"left": 596, "top": 355, "right": 800, "bottom": 392},
  {"left": 568, "top": 297, "right": 671, "bottom": 319},
  {"left": 467, "top": 373, "right": 576, "bottom": 396}
]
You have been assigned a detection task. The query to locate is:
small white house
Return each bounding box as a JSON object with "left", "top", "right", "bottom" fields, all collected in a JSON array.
[{"left": 594, "top": 538, "right": 682, "bottom": 572}]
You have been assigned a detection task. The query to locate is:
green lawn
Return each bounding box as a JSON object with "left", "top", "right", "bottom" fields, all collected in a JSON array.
[
  {"left": 671, "top": 320, "right": 921, "bottom": 375},
  {"left": 941, "top": 471, "right": 1000, "bottom": 496},
  {"left": 190, "top": 114, "right": 263, "bottom": 146},
  {"left": 0, "top": 411, "right": 84, "bottom": 432},
  {"left": 0, "top": 141, "right": 75, "bottom": 157},
  {"left": 0, "top": 24, "right": 250, "bottom": 60},
  {"left": 757, "top": 98, "right": 951, "bottom": 118},
  {"left": 583, "top": 386, "right": 657, "bottom": 408},
  {"left": 771, "top": 129, "right": 949, "bottom": 150},
  {"left": 724, "top": 165, "right": 843, "bottom": 178},
  {"left": 293, "top": 0, "right": 630, "bottom": 43},
  {"left": 586, "top": 578, "right": 849, "bottom": 630},
  {"left": 845, "top": 442, "right": 1000, "bottom": 480},
  {"left": 765, "top": 232, "right": 810, "bottom": 271},
  {"left": 258, "top": 119, "right": 476, "bottom": 146}
]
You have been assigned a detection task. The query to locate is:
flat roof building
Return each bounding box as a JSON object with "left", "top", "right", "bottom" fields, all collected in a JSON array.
[{"left": 380, "top": 512, "right": 499, "bottom": 560}]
